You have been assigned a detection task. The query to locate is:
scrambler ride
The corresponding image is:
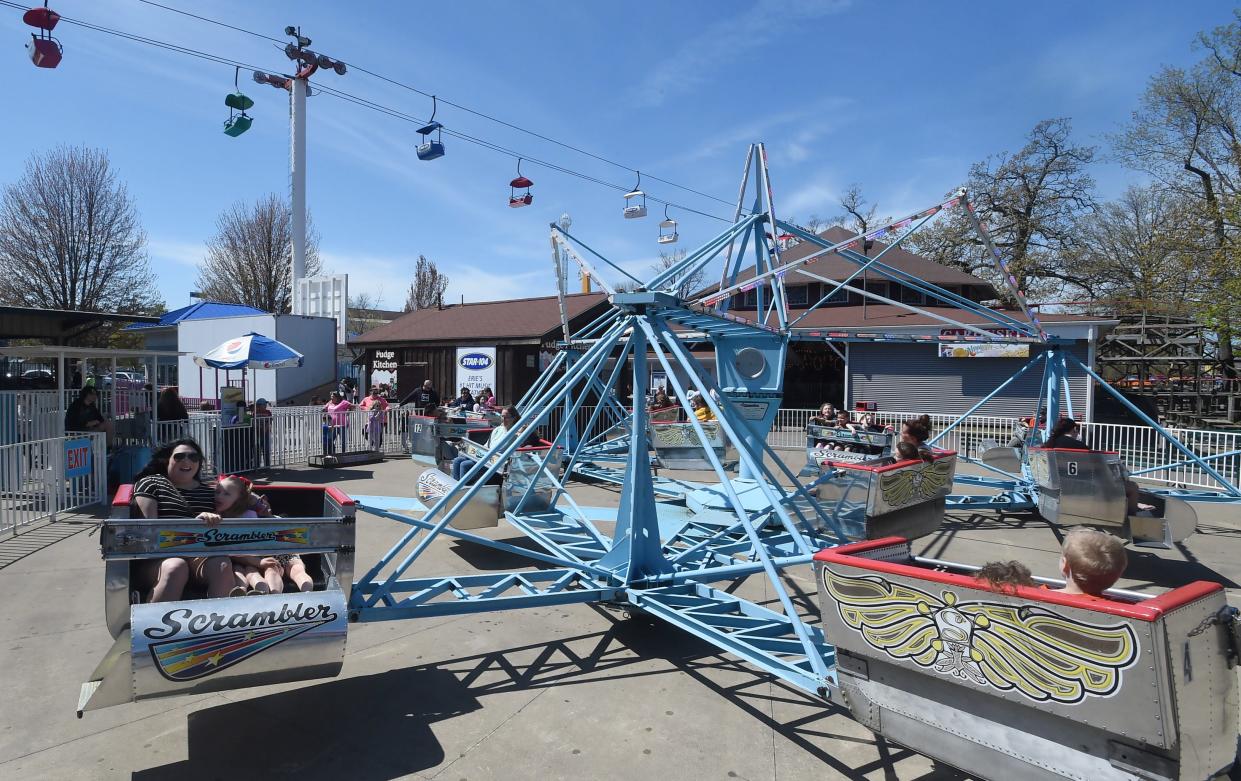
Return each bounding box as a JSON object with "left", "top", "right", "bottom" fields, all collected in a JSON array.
[{"left": 80, "top": 146, "right": 1240, "bottom": 780}]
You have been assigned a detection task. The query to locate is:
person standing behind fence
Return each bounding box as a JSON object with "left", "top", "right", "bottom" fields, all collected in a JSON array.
[
  {"left": 360, "top": 387, "right": 389, "bottom": 449},
  {"left": 156, "top": 387, "right": 189, "bottom": 443},
  {"left": 401, "top": 379, "right": 441, "bottom": 416},
  {"left": 65, "top": 386, "right": 115, "bottom": 446},
  {"left": 323, "top": 391, "right": 352, "bottom": 455},
  {"left": 250, "top": 398, "right": 272, "bottom": 468}
]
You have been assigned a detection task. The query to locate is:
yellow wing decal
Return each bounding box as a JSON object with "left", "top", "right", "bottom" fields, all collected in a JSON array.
[
  {"left": 959, "top": 603, "right": 1138, "bottom": 703},
  {"left": 822, "top": 568, "right": 1139, "bottom": 704},
  {"left": 822, "top": 569, "right": 940, "bottom": 666},
  {"left": 918, "top": 459, "right": 954, "bottom": 496},
  {"left": 878, "top": 459, "right": 954, "bottom": 507},
  {"left": 879, "top": 469, "right": 917, "bottom": 507}
]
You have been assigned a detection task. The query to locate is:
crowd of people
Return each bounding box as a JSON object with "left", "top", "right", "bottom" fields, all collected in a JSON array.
[{"left": 113, "top": 382, "right": 1147, "bottom": 609}]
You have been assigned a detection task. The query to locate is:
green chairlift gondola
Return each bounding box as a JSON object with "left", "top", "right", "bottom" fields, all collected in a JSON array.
[{"left": 223, "top": 67, "right": 254, "bottom": 137}]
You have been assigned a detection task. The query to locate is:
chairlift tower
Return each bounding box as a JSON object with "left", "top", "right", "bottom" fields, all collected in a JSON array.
[{"left": 269, "top": 25, "right": 347, "bottom": 313}]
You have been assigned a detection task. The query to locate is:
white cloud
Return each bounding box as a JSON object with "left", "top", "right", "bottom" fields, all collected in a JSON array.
[
  {"left": 650, "top": 97, "right": 852, "bottom": 169},
  {"left": 780, "top": 180, "right": 837, "bottom": 218},
  {"left": 148, "top": 238, "right": 205, "bottom": 267},
  {"left": 628, "top": 0, "right": 852, "bottom": 108},
  {"left": 320, "top": 249, "right": 555, "bottom": 307}
]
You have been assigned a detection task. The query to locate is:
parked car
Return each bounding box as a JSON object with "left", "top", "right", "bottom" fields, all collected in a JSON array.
[{"left": 101, "top": 371, "right": 145, "bottom": 389}]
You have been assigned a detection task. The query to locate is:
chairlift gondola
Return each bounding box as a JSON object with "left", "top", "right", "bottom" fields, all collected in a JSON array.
[
  {"left": 623, "top": 171, "right": 647, "bottom": 219},
  {"left": 509, "top": 159, "right": 533, "bottom": 208},
  {"left": 223, "top": 67, "right": 254, "bottom": 137},
  {"left": 416, "top": 95, "right": 445, "bottom": 161},
  {"left": 657, "top": 204, "right": 678, "bottom": 244},
  {"left": 23, "top": 2, "right": 61, "bottom": 69}
]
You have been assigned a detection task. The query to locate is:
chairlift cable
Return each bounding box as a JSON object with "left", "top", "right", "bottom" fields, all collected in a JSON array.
[
  {"left": 308, "top": 81, "right": 734, "bottom": 222},
  {"left": 2, "top": 0, "right": 734, "bottom": 222},
  {"left": 128, "top": 0, "right": 739, "bottom": 209}
]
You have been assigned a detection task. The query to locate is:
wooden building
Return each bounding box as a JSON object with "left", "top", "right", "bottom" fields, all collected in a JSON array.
[{"left": 350, "top": 293, "right": 609, "bottom": 404}]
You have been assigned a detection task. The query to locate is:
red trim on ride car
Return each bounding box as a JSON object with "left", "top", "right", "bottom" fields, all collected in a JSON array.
[
  {"left": 112, "top": 484, "right": 134, "bottom": 507},
  {"left": 818, "top": 450, "right": 957, "bottom": 473},
  {"left": 813, "top": 537, "right": 1221, "bottom": 622}
]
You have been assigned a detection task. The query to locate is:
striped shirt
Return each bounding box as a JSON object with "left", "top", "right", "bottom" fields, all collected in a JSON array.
[{"left": 133, "top": 475, "right": 217, "bottom": 518}]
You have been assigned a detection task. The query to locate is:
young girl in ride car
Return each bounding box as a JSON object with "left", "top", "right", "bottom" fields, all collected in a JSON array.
[{"left": 197, "top": 475, "right": 313, "bottom": 596}]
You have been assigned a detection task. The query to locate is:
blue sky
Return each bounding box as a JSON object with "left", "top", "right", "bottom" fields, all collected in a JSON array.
[{"left": 0, "top": 0, "right": 1228, "bottom": 310}]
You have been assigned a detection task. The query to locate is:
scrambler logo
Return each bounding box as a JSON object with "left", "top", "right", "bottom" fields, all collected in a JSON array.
[
  {"left": 158, "top": 526, "right": 309, "bottom": 549},
  {"left": 143, "top": 601, "right": 337, "bottom": 681}
]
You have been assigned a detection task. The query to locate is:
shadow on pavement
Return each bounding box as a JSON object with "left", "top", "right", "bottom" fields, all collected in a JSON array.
[
  {"left": 0, "top": 518, "right": 97, "bottom": 570},
  {"left": 134, "top": 617, "right": 962, "bottom": 781},
  {"left": 251, "top": 467, "right": 380, "bottom": 485},
  {"left": 1125, "top": 546, "right": 1240, "bottom": 588},
  {"left": 133, "top": 667, "right": 474, "bottom": 781}
]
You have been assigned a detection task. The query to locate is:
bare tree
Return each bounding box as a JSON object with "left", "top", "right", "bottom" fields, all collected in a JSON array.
[
  {"left": 909, "top": 118, "right": 1097, "bottom": 304},
  {"left": 404, "top": 255, "right": 449, "bottom": 311},
  {"left": 347, "top": 291, "right": 386, "bottom": 338},
  {"left": 1067, "top": 185, "right": 1201, "bottom": 313},
  {"left": 651, "top": 248, "right": 705, "bottom": 297},
  {"left": 0, "top": 145, "right": 159, "bottom": 318},
  {"left": 829, "top": 184, "right": 889, "bottom": 235},
  {"left": 829, "top": 184, "right": 891, "bottom": 258},
  {"left": 195, "top": 194, "right": 321, "bottom": 313}
]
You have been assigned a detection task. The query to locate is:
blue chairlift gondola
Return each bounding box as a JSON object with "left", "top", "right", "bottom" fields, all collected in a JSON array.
[{"left": 416, "top": 95, "right": 445, "bottom": 160}]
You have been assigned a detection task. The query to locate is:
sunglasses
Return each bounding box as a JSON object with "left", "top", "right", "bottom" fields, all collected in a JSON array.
[{"left": 172, "top": 451, "right": 202, "bottom": 463}]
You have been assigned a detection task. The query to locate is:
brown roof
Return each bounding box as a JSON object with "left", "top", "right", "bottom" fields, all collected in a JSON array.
[
  {"left": 718, "top": 226, "right": 995, "bottom": 296},
  {"left": 349, "top": 292, "right": 609, "bottom": 345},
  {"left": 776, "top": 304, "right": 1114, "bottom": 331}
]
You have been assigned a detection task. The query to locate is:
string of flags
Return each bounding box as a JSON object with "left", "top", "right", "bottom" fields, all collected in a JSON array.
[
  {"left": 696, "top": 191, "right": 1049, "bottom": 344},
  {"left": 699, "top": 193, "right": 963, "bottom": 308}
]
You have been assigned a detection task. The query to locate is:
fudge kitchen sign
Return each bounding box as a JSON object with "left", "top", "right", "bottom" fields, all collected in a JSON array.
[
  {"left": 456, "top": 347, "right": 496, "bottom": 396},
  {"left": 372, "top": 350, "right": 400, "bottom": 371}
]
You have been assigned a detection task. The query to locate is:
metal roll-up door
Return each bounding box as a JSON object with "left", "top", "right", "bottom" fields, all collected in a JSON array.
[{"left": 848, "top": 343, "right": 1089, "bottom": 417}]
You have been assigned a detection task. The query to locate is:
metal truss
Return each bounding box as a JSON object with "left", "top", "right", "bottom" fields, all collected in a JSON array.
[{"left": 349, "top": 142, "right": 1241, "bottom": 712}]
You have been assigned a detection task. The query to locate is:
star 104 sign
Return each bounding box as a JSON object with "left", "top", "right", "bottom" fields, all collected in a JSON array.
[{"left": 455, "top": 347, "right": 496, "bottom": 397}]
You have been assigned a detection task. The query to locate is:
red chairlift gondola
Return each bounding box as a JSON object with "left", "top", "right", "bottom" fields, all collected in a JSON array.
[
  {"left": 23, "top": 2, "right": 62, "bottom": 69},
  {"left": 509, "top": 159, "right": 533, "bottom": 208}
]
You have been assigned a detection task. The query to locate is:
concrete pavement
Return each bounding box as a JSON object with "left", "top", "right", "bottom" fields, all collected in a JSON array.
[{"left": 1, "top": 454, "right": 1238, "bottom": 781}]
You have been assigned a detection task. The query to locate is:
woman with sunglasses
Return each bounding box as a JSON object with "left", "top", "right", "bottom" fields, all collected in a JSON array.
[{"left": 133, "top": 439, "right": 237, "bottom": 602}]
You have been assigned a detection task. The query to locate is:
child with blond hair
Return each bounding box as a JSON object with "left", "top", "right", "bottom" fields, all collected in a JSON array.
[{"left": 1057, "top": 528, "right": 1127, "bottom": 597}]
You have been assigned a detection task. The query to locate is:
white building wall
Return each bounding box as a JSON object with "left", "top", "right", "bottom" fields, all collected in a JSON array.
[
  {"left": 273, "top": 315, "right": 336, "bottom": 400},
  {"left": 177, "top": 315, "right": 274, "bottom": 403},
  {"left": 176, "top": 314, "right": 337, "bottom": 405}
]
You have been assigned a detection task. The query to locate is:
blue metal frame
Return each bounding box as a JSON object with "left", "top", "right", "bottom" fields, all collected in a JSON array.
[{"left": 348, "top": 145, "right": 1241, "bottom": 717}]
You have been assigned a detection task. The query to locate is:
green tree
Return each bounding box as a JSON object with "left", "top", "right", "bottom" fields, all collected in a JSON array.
[{"left": 909, "top": 118, "right": 1097, "bottom": 305}]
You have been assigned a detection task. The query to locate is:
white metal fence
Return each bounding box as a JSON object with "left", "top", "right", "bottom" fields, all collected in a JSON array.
[
  {"left": 3, "top": 390, "right": 1240, "bottom": 497},
  {"left": 0, "top": 432, "right": 107, "bottom": 535}
]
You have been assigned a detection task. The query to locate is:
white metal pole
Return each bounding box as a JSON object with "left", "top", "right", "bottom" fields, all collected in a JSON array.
[{"left": 290, "top": 77, "right": 308, "bottom": 313}]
